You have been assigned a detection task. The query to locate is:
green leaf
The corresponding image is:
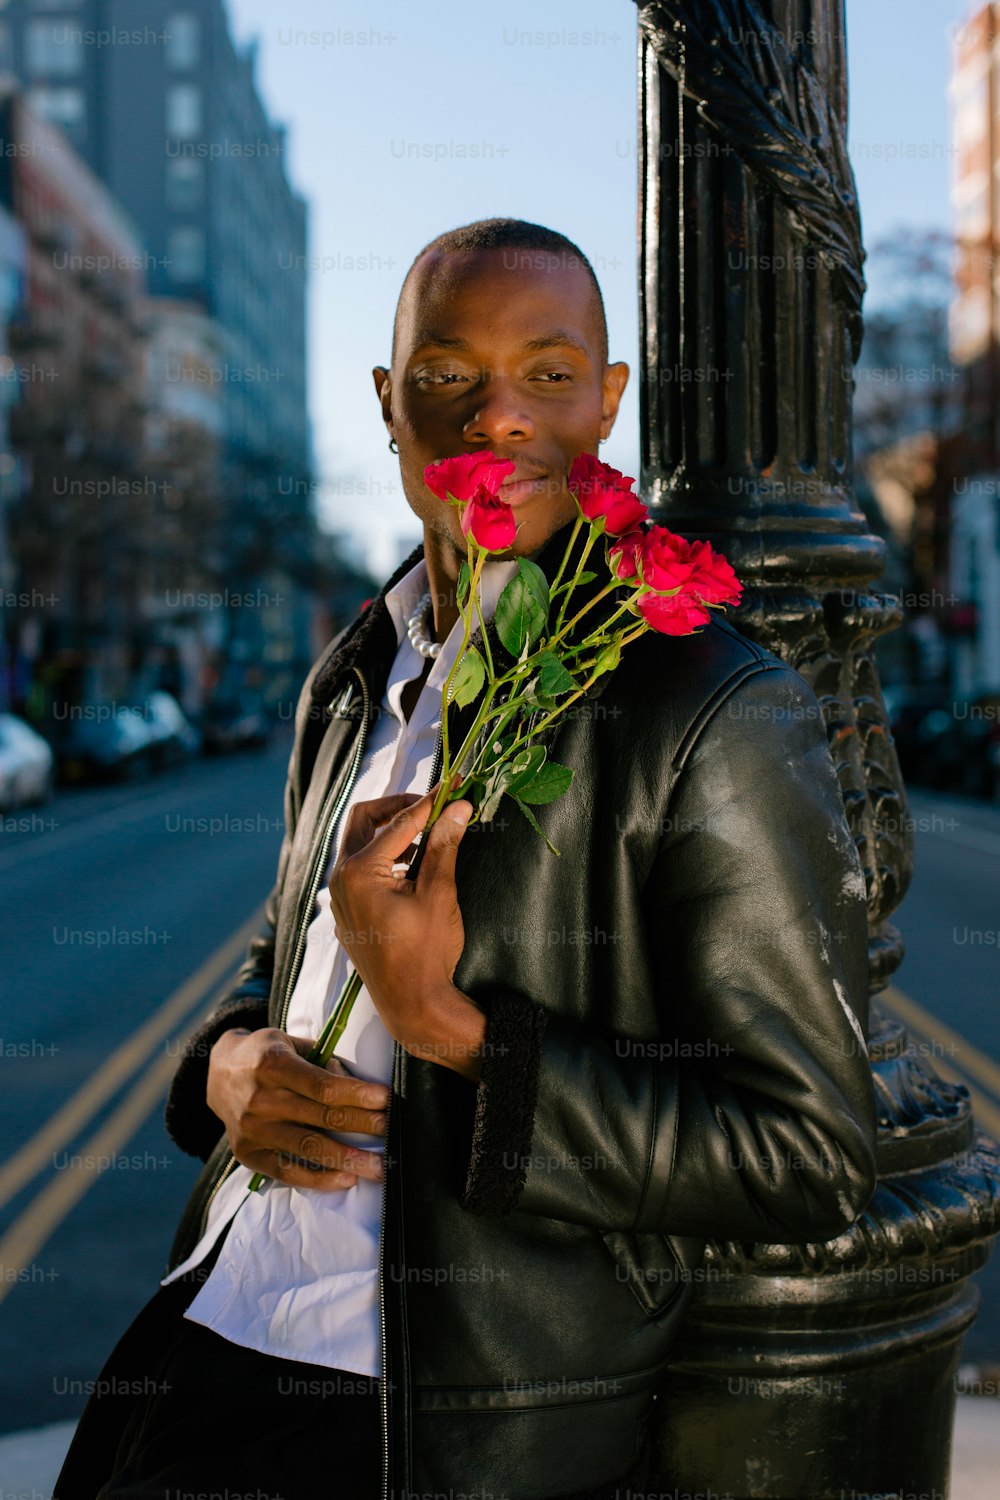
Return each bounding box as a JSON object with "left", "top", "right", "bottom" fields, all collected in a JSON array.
[
  {"left": 457, "top": 560, "right": 470, "bottom": 607},
  {"left": 450, "top": 646, "right": 486, "bottom": 708},
  {"left": 516, "top": 557, "right": 550, "bottom": 619},
  {"left": 496, "top": 569, "right": 548, "bottom": 658},
  {"left": 519, "top": 676, "right": 558, "bottom": 711},
  {"left": 506, "top": 744, "right": 547, "bottom": 796},
  {"left": 516, "top": 760, "right": 574, "bottom": 805},
  {"left": 536, "top": 650, "right": 577, "bottom": 695},
  {"left": 512, "top": 795, "right": 562, "bottom": 856},
  {"left": 552, "top": 570, "right": 597, "bottom": 595}
]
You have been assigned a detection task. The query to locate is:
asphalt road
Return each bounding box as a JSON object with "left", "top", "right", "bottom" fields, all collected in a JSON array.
[
  {"left": 0, "top": 758, "right": 997, "bottom": 1436},
  {"left": 884, "top": 788, "right": 1000, "bottom": 1368},
  {"left": 0, "top": 739, "right": 291, "bottom": 1435}
]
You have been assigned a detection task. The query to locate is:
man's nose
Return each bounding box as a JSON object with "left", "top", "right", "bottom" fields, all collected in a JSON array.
[{"left": 461, "top": 379, "right": 536, "bottom": 444}]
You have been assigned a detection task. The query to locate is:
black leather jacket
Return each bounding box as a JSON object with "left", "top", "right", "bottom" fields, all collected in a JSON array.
[{"left": 163, "top": 515, "right": 878, "bottom": 1500}]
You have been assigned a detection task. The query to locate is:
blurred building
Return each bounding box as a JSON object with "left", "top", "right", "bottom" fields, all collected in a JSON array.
[
  {"left": 0, "top": 202, "right": 26, "bottom": 616},
  {"left": 137, "top": 296, "right": 226, "bottom": 718},
  {"left": 950, "top": 2, "right": 1000, "bottom": 462},
  {"left": 0, "top": 0, "right": 315, "bottom": 688},
  {"left": 946, "top": 3, "right": 1000, "bottom": 692},
  {"left": 0, "top": 82, "right": 150, "bottom": 717},
  {"left": 950, "top": 472, "right": 1000, "bottom": 694}
]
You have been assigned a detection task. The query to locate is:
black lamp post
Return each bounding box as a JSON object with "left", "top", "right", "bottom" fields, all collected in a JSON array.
[{"left": 634, "top": 2, "right": 1000, "bottom": 1495}]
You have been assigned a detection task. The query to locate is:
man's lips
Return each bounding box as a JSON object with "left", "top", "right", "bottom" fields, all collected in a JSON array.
[{"left": 498, "top": 468, "right": 557, "bottom": 507}]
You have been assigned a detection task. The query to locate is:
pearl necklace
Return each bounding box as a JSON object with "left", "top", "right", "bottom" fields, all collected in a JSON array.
[{"left": 406, "top": 590, "right": 441, "bottom": 659}]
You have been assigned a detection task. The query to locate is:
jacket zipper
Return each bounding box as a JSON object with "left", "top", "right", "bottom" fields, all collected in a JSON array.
[
  {"left": 379, "top": 716, "right": 443, "bottom": 1500},
  {"left": 193, "top": 667, "right": 372, "bottom": 1243},
  {"left": 278, "top": 664, "right": 371, "bottom": 1034}
]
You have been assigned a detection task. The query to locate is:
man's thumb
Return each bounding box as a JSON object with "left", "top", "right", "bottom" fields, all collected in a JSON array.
[{"left": 419, "top": 799, "right": 472, "bottom": 879}]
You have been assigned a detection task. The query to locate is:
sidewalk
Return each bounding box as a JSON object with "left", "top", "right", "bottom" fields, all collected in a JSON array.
[{"left": 1, "top": 1398, "right": 998, "bottom": 1497}]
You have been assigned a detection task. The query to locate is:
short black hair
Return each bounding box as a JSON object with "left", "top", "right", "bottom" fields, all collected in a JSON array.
[{"left": 391, "top": 217, "right": 609, "bottom": 367}]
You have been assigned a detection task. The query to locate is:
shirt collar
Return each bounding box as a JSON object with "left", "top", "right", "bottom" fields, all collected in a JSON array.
[{"left": 384, "top": 551, "right": 521, "bottom": 650}]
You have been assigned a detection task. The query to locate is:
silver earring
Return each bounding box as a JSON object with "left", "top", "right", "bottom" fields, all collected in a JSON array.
[{"left": 388, "top": 437, "right": 398, "bottom": 453}]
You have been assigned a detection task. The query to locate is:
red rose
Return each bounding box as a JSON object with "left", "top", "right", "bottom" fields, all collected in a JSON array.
[
  {"left": 568, "top": 454, "right": 636, "bottom": 494},
  {"left": 425, "top": 451, "right": 514, "bottom": 503},
  {"left": 636, "top": 591, "right": 713, "bottom": 635},
  {"left": 568, "top": 454, "right": 648, "bottom": 536},
  {"left": 637, "top": 526, "right": 743, "bottom": 607},
  {"left": 610, "top": 523, "right": 741, "bottom": 634},
  {"left": 460, "top": 484, "right": 517, "bottom": 551},
  {"left": 608, "top": 527, "right": 645, "bottom": 581}
]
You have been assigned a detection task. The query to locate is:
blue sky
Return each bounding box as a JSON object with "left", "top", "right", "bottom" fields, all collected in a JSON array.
[{"left": 226, "top": 0, "right": 972, "bottom": 577}]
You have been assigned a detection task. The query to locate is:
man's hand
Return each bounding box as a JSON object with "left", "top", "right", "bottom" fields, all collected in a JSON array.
[
  {"left": 328, "top": 784, "right": 488, "bottom": 1081},
  {"left": 206, "top": 1027, "right": 390, "bottom": 1189}
]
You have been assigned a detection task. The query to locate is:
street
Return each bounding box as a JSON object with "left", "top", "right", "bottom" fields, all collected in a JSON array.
[
  {"left": 884, "top": 789, "right": 1000, "bottom": 1368},
  {"left": 0, "top": 737, "right": 290, "bottom": 1434},
  {"left": 0, "top": 760, "right": 997, "bottom": 1435}
]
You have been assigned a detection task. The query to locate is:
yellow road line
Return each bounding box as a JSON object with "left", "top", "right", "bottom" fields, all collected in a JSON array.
[
  {"left": 880, "top": 985, "right": 1000, "bottom": 1139},
  {"left": 0, "top": 1004, "right": 216, "bottom": 1304},
  {"left": 0, "top": 908, "right": 264, "bottom": 1211}
]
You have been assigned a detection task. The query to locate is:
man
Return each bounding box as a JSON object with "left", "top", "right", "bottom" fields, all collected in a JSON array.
[{"left": 56, "top": 218, "right": 878, "bottom": 1500}]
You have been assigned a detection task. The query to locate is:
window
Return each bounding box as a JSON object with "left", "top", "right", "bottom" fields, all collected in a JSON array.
[
  {"left": 166, "top": 227, "right": 205, "bottom": 283},
  {"left": 25, "top": 19, "right": 83, "bottom": 75},
  {"left": 166, "top": 157, "right": 203, "bottom": 210},
  {"left": 27, "top": 86, "right": 84, "bottom": 129},
  {"left": 165, "top": 14, "right": 200, "bottom": 70},
  {"left": 166, "top": 83, "right": 201, "bottom": 138}
]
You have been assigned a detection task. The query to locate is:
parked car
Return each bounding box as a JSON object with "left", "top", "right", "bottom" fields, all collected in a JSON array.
[
  {"left": 883, "top": 684, "right": 957, "bottom": 789},
  {"left": 884, "top": 684, "right": 1000, "bottom": 799},
  {"left": 200, "top": 688, "right": 271, "bottom": 755},
  {"left": 50, "top": 708, "right": 155, "bottom": 785},
  {"left": 950, "top": 692, "right": 1000, "bottom": 799},
  {"left": 0, "top": 713, "right": 55, "bottom": 809},
  {"left": 132, "top": 691, "right": 201, "bottom": 770}
]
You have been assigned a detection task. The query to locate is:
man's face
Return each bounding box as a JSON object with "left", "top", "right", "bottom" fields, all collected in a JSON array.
[{"left": 373, "top": 248, "right": 629, "bottom": 564}]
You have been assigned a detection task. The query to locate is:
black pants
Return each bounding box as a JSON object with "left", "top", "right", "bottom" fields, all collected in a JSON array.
[{"left": 54, "top": 1230, "right": 383, "bottom": 1500}]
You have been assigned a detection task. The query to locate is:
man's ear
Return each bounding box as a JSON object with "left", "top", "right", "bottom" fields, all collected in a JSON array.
[
  {"left": 600, "top": 361, "right": 630, "bottom": 436},
  {"left": 372, "top": 365, "right": 393, "bottom": 439}
]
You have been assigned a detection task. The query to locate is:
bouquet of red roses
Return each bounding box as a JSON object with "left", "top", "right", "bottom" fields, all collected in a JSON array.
[{"left": 248, "top": 452, "right": 740, "bottom": 1189}]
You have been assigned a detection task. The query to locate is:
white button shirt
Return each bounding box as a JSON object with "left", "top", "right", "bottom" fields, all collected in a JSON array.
[{"left": 161, "top": 553, "right": 520, "bottom": 1375}]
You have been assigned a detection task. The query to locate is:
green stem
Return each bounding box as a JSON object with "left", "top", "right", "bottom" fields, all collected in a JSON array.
[
  {"left": 438, "top": 545, "right": 487, "bottom": 799},
  {"left": 548, "top": 575, "right": 621, "bottom": 651},
  {"left": 553, "top": 527, "right": 598, "bottom": 635},
  {"left": 496, "top": 620, "right": 651, "bottom": 765},
  {"left": 466, "top": 532, "right": 495, "bottom": 681},
  {"left": 547, "top": 513, "right": 583, "bottom": 600},
  {"left": 562, "top": 594, "right": 637, "bottom": 652}
]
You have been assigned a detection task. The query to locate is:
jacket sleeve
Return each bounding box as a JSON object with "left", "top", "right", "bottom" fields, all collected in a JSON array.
[
  {"left": 163, "top": 650, "right": 336, "bottom": 1162},
  {"left": 459, "top": 661, "right": 879, "bottom": 1246}
]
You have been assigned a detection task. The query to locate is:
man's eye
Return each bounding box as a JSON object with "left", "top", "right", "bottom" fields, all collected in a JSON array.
[
  {"left": 416, "top": 371, "right": 468, "bottom": 385},
  {"left": 534, "top": 371, "right": 572, "bottom": 382}
]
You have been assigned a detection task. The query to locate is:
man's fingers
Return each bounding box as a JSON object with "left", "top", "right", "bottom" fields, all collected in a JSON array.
[
  {"left": 259, "top": 1084, "right": 388, "bottom": 1139},
  {"left": 240, "top": 1148, "right": 360, "bottom": 1192},
  {"left": 267, "top": 1040, "right": 391, "bottom": 1111},
  {"left": 408, "top": 798, "right": 473, "bottom": 891},
  {"left": 337, "top": 791, "right": 426, "bottom": 863},
  {"left": 263, "top": 1121, "right": 383, "bottom": 1181}
]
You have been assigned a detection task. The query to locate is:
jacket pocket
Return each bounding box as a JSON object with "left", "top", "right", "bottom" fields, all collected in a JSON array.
[{"left": 600, "top": 1229, "right": 707, "bottom": 1318}]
